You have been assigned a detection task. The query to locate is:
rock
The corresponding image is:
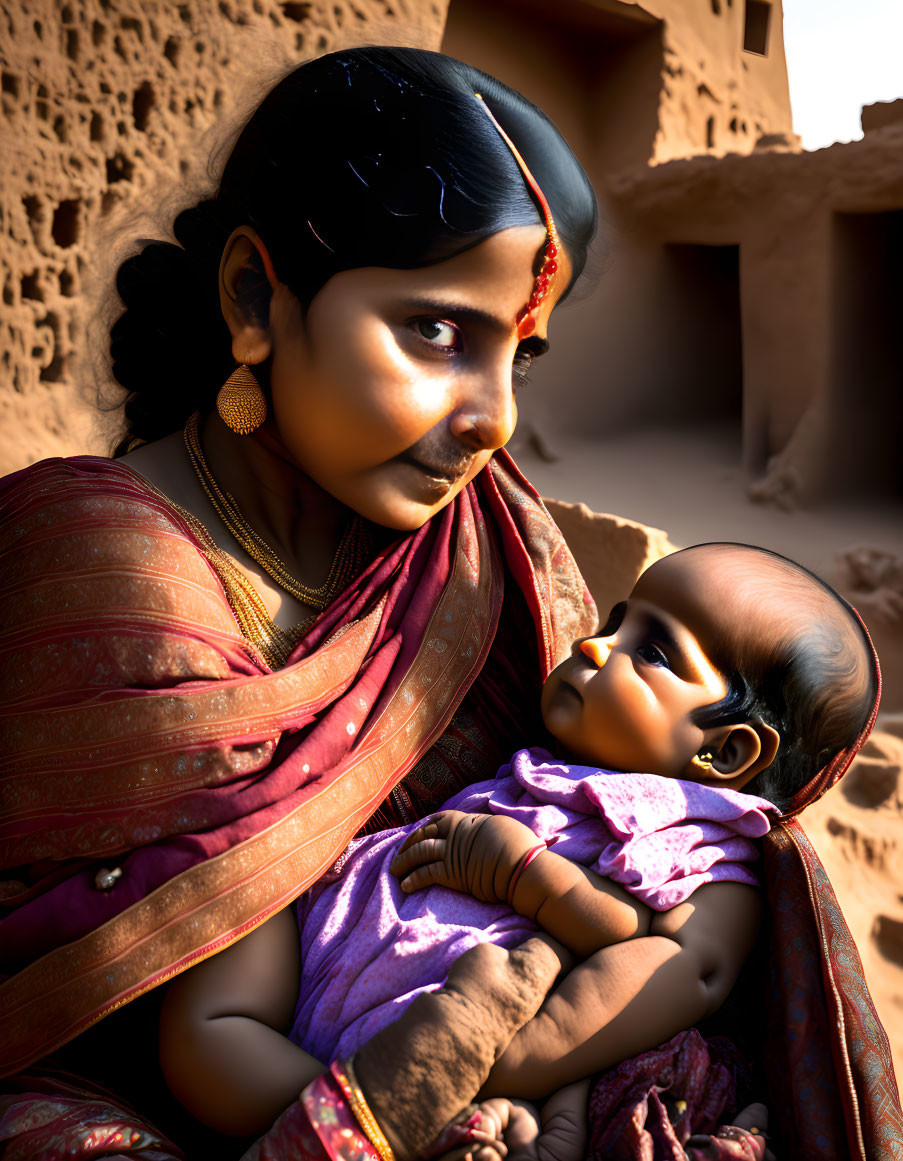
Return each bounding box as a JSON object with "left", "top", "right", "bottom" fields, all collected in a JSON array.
[{"left": 544, "top": 498, "right": 677, "bottom": 622}]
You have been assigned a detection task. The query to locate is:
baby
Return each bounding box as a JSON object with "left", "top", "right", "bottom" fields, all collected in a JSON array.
[{"left": 159, "top": 543, "right": 876, "bottom": 1155}]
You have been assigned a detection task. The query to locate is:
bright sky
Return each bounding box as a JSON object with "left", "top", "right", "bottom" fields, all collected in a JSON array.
[{"left": 782, "top": 0, "right": 903, "bottom": 150}]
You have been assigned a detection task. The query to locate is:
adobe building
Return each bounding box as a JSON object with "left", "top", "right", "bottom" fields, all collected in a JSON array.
[{"left": 443, "top": 0, "right": 902, "bottom": 509}]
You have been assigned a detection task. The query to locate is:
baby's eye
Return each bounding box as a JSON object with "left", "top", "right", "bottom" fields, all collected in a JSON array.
[
  {"left": 415, "top": 319, "right": 460, "bottom": 350},
  {"left": 636, "top": 641, "right": 670, "bottom": 668}
]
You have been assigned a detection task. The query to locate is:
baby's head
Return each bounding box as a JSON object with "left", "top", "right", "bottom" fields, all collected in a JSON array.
[{"left": 542, "top": 543, "right": 878, "bottom": 811}]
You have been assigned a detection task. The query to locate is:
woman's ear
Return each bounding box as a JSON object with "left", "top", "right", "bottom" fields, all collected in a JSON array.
[
  {"left": 695, "top": 721, "right": 781, "bottom": 789},
  {"left": 219, "top": 226, "right": 277, "bottom": 366}
]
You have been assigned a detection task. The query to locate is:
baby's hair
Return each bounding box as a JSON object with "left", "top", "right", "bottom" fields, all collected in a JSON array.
[{"left": 683, "top": 543, "right": 877, "bottom": 813}]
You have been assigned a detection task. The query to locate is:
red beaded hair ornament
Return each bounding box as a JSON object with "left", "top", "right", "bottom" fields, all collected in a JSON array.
[{"left": 475, "top": 93, "right": 561, "bottom": 339}]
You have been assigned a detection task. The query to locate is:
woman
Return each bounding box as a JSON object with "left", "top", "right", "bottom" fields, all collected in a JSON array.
[{"left": 0, "top": 46, "right": 898, "bottom": 1161}]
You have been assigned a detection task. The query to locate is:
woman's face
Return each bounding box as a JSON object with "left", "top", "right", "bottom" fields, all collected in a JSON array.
[{"left": 265, "top": 226, "right": 571, "bottom": 529}]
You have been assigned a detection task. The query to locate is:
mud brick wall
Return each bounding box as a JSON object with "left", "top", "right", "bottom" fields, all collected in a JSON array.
[{"left": 0, "top": 0, "right": 448, "bottom": 473}]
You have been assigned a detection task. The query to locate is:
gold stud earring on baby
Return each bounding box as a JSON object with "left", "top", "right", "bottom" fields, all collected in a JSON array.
[
  {"left": 691, "top": 750, "right": 715, "bottom": 772},
  {"left": 217, "top": 363, "right": 267, "bottom": 435}
]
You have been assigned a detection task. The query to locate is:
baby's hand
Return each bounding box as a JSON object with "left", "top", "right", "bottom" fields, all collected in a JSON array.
[
  {"left": 425, "top": 1098, "right": 540, "bottom": 1161},
  {"left": 390, "top": 810, "right": 537, "bottom": 903},
  {"left": 428, "top": 1087, "right": 588, "bottom": 1161}
]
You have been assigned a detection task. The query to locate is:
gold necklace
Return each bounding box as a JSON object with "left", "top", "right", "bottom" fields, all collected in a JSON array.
[{"left": 183, "top": 412, "right": 367, "bottom": 612}]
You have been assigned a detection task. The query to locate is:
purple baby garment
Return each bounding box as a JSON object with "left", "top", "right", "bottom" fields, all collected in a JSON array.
[{"left": 289, "top": 747, "right": 776, "bottom": 1062}]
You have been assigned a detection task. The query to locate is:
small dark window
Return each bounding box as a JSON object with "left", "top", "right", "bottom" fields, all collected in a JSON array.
[
  {"left": 706, "top": 116, "right": 715, "bottom": 148},
  {"left": 744, "top": 0, "right": 771, "bottom": 55}
]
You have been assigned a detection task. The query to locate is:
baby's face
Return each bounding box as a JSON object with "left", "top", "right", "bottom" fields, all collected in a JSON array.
[{"left": 542, "top": 551, "right": 734, "bottom": 778}]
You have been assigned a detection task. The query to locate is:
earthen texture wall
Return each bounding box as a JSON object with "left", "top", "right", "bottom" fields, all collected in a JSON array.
[{"left": 0, "top": 0, "right": 448, "bottom": 475}]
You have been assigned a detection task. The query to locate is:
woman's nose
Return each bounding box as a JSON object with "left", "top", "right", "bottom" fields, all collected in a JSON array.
[
  {"left": 449, "top": 369, "right": 517, "bottom": 451},
  {"left": 580, "top": 637, "right": 612, "bottom": 668}
]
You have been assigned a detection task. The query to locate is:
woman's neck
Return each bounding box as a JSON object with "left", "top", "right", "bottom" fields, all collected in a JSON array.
[
  {"left": 200, "top": 410, "right": 350, "bottom": 585},
  {"left": 119, "top": 411, "right": 364, "bottom": 632}
]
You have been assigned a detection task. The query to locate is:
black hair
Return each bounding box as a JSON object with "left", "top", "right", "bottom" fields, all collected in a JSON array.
[
  {"left": 110, "top": 46, "right": 597, "bottom": 453},
  {"left": 685, "top": 544, "right": 878, "bottom": 814}
]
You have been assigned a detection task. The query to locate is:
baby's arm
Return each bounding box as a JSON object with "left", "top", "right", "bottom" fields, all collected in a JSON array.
[
  {"left": 158, "top": 905, "right": 324, "bottom": 1137},
  {"left": 481, "top": 880, "right": 762, "bottom": 1099},
  {"left": 391, "top": 810, "right": 650, "bottom": 955}
]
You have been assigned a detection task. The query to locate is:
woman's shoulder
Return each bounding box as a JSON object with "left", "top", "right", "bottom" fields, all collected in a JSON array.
[
  {"left": 0, "top": 454, "right": 251, "bottom": 670},
  {"left": 0, "top": 454, "right": 194, "bottom": 538},
  {"left": 0, "top": 454, "right": 237, "bottom": 627}
]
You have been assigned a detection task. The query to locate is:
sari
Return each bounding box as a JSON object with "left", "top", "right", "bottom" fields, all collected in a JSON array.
[
  {"left": 1, "top": 452, "right": 900, "bottom": 1158},
  {"left": 0, "top": 448, "right": 592, "bottom": 1153}
]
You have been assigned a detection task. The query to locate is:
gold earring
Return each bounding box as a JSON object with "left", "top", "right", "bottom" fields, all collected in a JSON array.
[
  {"left": 216, "top": 364, "right": 267, "bottom": 435},
  {"left": 690, "top": 751, "right": 714, "bottom": 772}
]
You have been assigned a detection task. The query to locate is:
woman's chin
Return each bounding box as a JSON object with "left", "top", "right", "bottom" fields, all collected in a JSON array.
[{"left": 352, "top": 481, "right": 468, "bottom": 532}]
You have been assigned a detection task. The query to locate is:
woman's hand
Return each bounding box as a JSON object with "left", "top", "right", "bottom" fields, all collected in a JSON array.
[
  {"left": 391, "top": 810, "right": 538, "bottom": 902},
  {"left": 354, "top": 936, "right": 567, "bottom": 1161}
]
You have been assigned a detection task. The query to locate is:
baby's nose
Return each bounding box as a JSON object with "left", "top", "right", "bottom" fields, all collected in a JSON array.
[{"left": 580, "top": 637, "right": 612, "bottom": 668}]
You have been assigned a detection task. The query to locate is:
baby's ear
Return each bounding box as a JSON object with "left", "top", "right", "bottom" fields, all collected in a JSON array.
[{"left": 705, "top": 721, "right": 781, "bottom": 785}]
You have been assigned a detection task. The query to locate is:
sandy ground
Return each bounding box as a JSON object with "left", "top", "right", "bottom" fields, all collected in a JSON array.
[{"left": 514, "top": 419, "right": 903, "bottom": 1087}]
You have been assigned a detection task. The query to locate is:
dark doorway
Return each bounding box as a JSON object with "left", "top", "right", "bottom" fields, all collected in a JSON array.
[
  {"left": 659, "top": 243, "right": 743, "bottom": 432},
  {"left": 830, "top": 211, "right": 903, "bottom": 498}
]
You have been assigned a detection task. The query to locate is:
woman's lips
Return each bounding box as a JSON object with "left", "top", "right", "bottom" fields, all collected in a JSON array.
[{"left": 398, "top": 449, "right": 472, "bottom": 488}]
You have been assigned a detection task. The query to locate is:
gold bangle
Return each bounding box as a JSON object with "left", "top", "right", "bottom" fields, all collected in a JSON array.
[{"left": 340, "top": 1057, "right": 396, "bottom": 1161}]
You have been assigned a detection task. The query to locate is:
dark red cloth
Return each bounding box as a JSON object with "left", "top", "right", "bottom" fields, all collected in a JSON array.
[{"left": 588, "top": 1029, "right": 745, "bottom": 1159}]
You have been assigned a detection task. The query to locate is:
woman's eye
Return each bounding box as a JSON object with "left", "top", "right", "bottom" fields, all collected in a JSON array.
[
  {"left": 415, "top": 319, "right": 459, "bottom": 350},
  {"left": 636, "top": 641, "right": 670, "bottom": 668}
]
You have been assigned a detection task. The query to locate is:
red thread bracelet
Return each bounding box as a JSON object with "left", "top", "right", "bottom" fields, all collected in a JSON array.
[{"left": 507, "top": 842, "right": 548, "bottom": 906}]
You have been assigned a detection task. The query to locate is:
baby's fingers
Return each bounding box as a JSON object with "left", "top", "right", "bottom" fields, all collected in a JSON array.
[
  {"left": 390, "top": 836, "right": 448, "bottom": 881},
  {"left": 394, "top": 809, "right": 462, "bottom": 856},
  {"left": 395, "top": 817, "right": 443, "bottom": 857},
  {"left": 396, "top": 858, "right": 453, "bottom": 894}
]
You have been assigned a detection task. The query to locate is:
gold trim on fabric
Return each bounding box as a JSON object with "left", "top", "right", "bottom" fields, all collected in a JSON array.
[{"left": 1, "top": 514, "right": 503, "bottom": 1075}]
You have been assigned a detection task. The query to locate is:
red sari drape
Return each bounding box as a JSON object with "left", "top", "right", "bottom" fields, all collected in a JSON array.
[{"left": 0, "top": 451, "right": 593, "bottom": 1079}]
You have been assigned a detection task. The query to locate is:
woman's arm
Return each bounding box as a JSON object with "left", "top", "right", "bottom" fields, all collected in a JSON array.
[
  {"left": 343, "top": 936, "right": 568, "bottom": 1161},
  {"left": 480, "top": 880, "right": 762, "bottom": 1100},
  {"left": 391, "top": 810, "right": 650, "bottom": 954},
  {"left": 159, "top": 905, "right": 324, "bottom": 1137}
]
